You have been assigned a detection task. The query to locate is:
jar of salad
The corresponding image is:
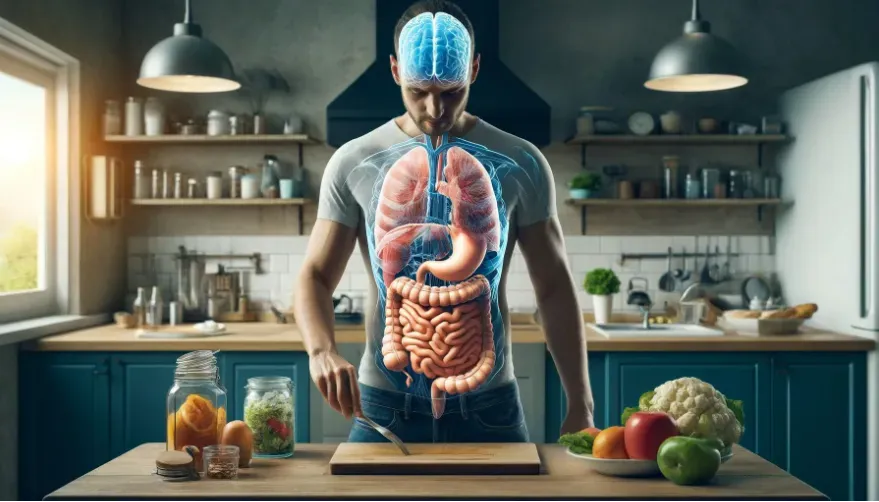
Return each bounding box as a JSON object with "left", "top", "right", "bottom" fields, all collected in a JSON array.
[{"left": 243, "top": 376, "right": 294, "bottom": 458}]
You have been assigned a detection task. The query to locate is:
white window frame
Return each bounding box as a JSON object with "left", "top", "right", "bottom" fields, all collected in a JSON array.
[{"left": 0, "top": 17, "right": 80, "bottom": 325}]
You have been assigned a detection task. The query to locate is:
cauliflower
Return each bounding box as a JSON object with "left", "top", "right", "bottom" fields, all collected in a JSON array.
[{"left": 622, "top": 377, "right": 745, "bottom": 448}]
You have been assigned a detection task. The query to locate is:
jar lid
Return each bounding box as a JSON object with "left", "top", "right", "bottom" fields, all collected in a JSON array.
[{"left": 246, "top": 375, "right": 293, "bottom": 389}]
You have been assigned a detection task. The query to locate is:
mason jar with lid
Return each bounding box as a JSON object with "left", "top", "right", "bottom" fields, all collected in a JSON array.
[
  {"left": 243, "top": 376, "right": 295, "bottom": 458},
  {"left": 166, "top": 350, "right": 227, "bottom": 472}
]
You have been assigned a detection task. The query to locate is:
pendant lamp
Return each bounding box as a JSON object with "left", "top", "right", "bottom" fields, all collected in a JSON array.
[
  {"left": 137, "top": 0, "right": 240, "bottom": 93},
  {"left": 644, "top": 0, "right": 747, "bottom": 92}
]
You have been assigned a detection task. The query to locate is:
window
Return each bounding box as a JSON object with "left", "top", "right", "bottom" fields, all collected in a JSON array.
[{"left": 0, "top": 18, "right": 78, "bottom": 324}]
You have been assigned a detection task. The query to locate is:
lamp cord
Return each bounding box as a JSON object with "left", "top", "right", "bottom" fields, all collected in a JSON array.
[
  {"left": 184, "top": 0, "right": 192, "bottom": 23},
  {"left": 691, "top": 0, "right": 700, "bottom": 21}
]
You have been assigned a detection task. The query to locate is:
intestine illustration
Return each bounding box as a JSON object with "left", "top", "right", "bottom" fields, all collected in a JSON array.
[{"left": 360, "top": 134, "right": 515, "bottom": 419}]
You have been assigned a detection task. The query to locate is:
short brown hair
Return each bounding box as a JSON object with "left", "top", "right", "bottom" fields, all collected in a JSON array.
[{"left": 393, "top": 0, "right": 476, "bottom": 55}]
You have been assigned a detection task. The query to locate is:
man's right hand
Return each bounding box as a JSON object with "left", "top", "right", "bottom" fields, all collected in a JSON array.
[{"left": 310, "top": 350, "right": 363, "bottom": 420}]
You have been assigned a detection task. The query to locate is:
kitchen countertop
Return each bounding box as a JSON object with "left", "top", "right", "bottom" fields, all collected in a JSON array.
[
  {"left": 44, "top": 443, "right": 826, "bottom": 501},
  {"left": 20, "top": 319, "right": 875, "bottom": 352}
]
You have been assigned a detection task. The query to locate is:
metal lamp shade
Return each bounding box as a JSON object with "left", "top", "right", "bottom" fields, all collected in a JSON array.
[
  {"left": 645, "top": 32, "right": 747, "bottom": 92},
  {"left": 137, "top": 24, "right": 240, "bottom": 93}
]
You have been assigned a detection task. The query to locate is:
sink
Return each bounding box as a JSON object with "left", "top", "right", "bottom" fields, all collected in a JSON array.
[{"left": 589, "top": 323, "right": 724, "bottom": 338}]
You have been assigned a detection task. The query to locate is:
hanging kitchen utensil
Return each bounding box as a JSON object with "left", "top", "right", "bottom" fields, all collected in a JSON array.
[
  {"left": 659, "top": 247, "right": 676, "bottom": 292},
  {"left": 722, "top": 236, "right": 732, "bottom": 280},
  {"left": 710, "top": 245, "right": 723, "bottom": 282},
  {"left": 700, "top": 243, "right": 714, "bottom": 284}
]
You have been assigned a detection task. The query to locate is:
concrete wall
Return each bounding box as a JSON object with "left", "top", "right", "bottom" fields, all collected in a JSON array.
[{"left": 0, "top": 0, "right": 124, "bottom": 498}]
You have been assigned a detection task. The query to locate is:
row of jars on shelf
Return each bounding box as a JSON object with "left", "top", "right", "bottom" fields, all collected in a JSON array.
[
  {"left": 659, "top": 156, "right": 781, "bottom": 200},
  {"left": 133, "top": 159, "right": 305, "bottom": 200},
  {"left": 104, "top": 97, "right": 304, "bottom": 137}
]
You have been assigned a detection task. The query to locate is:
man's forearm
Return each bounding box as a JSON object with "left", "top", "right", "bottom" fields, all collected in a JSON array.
[
  {"left": 293, "top": 267, "right": 339, "bottom": 357},
  {"left": 537, "top": 271, "right": 594, "bottom": 417}
]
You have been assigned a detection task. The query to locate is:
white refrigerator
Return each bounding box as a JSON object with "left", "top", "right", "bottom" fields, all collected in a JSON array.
[{"left": 775, "top": 61, "right": 879, "bottom": 499}]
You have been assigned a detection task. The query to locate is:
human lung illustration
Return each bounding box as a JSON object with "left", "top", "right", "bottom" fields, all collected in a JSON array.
[{"left": 374, "top": 144, "right": 501, "bottom": 418}]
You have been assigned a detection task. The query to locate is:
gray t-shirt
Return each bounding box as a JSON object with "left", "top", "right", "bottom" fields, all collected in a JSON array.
[{"left": 316, "top": 118, "right": 556, "bottom": 408}]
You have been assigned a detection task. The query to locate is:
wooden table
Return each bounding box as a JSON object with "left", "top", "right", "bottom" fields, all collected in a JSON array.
[{"left": 45, "top": 443, "right": 827, "bottom": 500}]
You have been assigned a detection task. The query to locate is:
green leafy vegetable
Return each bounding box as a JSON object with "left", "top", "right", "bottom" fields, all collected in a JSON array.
[
  {"left": 558, "top": 431, "right": 595, "bottom": 454},
  {"left": 244, "top": 390, "right": 294, "bottom": 455},
  {"left": 638, "top": 391, "right": 655, "bottom": 409},
  {"left": 621, "top": 406, "right": 639, "bottom": 425},
  {"left": 725, "top": 398, "right": 745, "bottom": 427}
]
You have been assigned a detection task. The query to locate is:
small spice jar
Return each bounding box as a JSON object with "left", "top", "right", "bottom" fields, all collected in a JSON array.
[
  {"left": 203, "top": 445, "right": 239, "bottom": 479},
  {"left": 244, "top": 376, "right": 295, "bottom": 458},
  {"left": 207, "top": 172, "right": 223, "bottom": 199}
]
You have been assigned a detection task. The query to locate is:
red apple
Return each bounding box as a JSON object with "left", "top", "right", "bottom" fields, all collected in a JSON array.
[{"left": 624, "top": 411, "right": 679, "bottom": 460}]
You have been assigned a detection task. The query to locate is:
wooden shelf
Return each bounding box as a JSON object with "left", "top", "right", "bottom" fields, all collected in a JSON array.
[
  {"left": 565, "top": 134, "right": 791, "bottom": 145},
  {"left": 131, "top": 198, "right": 311, "bottom": 234},
  {"left": 131, "top": 198, "right": 309, "bottom": 206},
  {"left": 105, "top": 134, "right": 319, "bottom": 144},
  {"left": 564, "top": 198, "right": 786, "bottom": 234},
  {"left": 564, "top": 198, "right": 784, "bottom": 207}
]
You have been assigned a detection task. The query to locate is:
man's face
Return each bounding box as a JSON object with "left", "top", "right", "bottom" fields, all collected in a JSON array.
[
  {"left": 391, "top": 11, "right": 478, "bottom": 136},
  {"left": 393, "top": 65, "right": 478, "bottom": 136}
]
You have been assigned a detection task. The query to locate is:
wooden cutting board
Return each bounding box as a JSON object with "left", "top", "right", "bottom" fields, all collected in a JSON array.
[{"left": 329, "top": 443, "right": 541, "bottom": 475}]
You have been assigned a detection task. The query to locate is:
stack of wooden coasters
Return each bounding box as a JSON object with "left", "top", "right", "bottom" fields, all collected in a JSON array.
[{"left": 155, "top": 450, "right": 200, "bottom": 482}]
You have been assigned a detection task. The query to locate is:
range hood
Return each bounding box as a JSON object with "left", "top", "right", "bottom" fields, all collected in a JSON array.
[{"left": 326, "top": 0, "right": 551, "bottom": 148}]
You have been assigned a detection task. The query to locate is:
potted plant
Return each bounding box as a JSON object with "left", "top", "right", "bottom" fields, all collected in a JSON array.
[
  {"left": 584, "top": 268, "right": 620, "bottom": 324},
  {"left": 568, "top": 172, "right": 601, "bottom": 199}
]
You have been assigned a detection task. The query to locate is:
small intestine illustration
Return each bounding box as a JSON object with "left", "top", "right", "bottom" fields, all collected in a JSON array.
[{"left": 372, "top": 139, "right": 503, "bottom": 419}]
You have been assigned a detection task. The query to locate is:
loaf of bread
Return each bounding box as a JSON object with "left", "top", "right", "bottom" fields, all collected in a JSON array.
[
  {"left": 725, "top": 309, "right": 762, "bottom": 319},
  {"left": 792, "top": 303, "right": 818, "bottom": 318},
  {"left": 760, "top": 307, "right": 799, "bottom": 319}
]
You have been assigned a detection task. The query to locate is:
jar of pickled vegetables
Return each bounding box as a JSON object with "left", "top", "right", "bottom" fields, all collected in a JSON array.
[
  {"left": 243, "top": 376, "right": 294, "bottom": 458},
  {"left": 166, "top": 350, "right": 227, "bottom": 471}
]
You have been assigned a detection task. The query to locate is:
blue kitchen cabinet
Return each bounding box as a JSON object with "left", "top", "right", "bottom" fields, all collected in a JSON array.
[
  {"left": 110, "top": 352, "right": 184, "bottom": 457},
  {"left": 222, "top": 352, "right": 311, "bottom": 444},
  {"left": 605, "top": 352, "right": 772, "bottom": 456},
  {"left": 545, "top": 352, "right": 606, "bottom": 441},
  {"left": 770, "top": 352, "right": 867, "bottom": 501},
  {"left": 18, "top": 352, "right": 111, "bottom": 501}
]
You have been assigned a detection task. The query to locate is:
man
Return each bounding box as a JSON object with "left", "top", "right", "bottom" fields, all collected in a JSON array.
[{"left": 294, "top": 0, "right": 593, "bottom": 443}]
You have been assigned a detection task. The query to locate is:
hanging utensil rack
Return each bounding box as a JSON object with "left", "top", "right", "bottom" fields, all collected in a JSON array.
[{"left": 619, "top": 250, "right": 738, "bottom": 266}]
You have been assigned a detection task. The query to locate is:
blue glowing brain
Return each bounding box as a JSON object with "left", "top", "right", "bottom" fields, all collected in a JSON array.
[{"left": 398, "top": 12, "right": 472, "bottom": 88}]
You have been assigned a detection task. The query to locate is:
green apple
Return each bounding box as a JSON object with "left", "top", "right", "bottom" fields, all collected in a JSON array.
[{"left": 657, "top": 436, "right": 722, "bottom": 485}]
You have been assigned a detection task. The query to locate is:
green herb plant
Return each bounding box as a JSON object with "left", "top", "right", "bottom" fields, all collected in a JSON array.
[
  {"left": 584, "top": 268, "right": 621, "bottom": 296},
  {"left": 569, "top": 172, "right": 601, "bottom": 191}
]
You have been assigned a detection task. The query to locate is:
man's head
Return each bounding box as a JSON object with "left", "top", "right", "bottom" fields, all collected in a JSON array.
[{"left": 390, "top": 0, "right": 480, "bottom": 136}]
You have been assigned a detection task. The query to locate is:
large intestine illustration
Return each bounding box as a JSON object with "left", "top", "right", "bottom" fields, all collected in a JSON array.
[{"left": 365, "top": 134, "right": 510, "bottom": 419}]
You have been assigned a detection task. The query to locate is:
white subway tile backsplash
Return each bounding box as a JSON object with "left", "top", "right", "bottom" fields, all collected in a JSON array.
[
  {"left": 126, "top": 234, "right": 776, "bottom": 313},
  {"left": 269, "top": 254, "right": 288, "bottom": 273}
]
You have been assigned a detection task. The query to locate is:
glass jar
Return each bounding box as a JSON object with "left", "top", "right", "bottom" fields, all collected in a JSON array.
[
  {"left": 133, "top": 160, "right": 150, "bottom": 199},
  {"left": 700, "top": 168, "right": 721, "bottom": 199},
  {"left": 207, "top": 172, "right": 223, "bottom": 199},
  {"left": 207, "top": 110, "right": 230, "bottom": 136},
  {"left": 243, "top": 376, "right": 295, "bottom": 458},
  {"left": 728, "top": 170, "right": 745, "bottom": 198},
  {"left": 103, "top": 100, "right": 121, "bottom": 136},
  {"left": 764, "top": 173, "right": 780, "bottom": 198},
  {"left": 203, "top": 445, "right": 239, "bottom": 479},
  {"left": 124, "top": 97, "right": 143, "bottom": 136},
  {"left": 661, "top": 155, "right": 680, "bottom": 199},
  {"left": 228, "top": 166, "right": 245, "bottom": 198},
  {"left": 684, "top": 173, "right": 701, "bottom": 199},
  {"left": 144, "top": 97, "right": 165, "bottom": 136},
  {"left": 576, "top": 107, "right": 596, "bottom": 136},
  {"left": 166, "top": 350, "right": 227, "bottom": 472}
]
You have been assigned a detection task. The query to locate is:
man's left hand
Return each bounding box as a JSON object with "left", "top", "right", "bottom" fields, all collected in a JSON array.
[{"left": 560, "top": 406, "right": 595, "bottom": 435}]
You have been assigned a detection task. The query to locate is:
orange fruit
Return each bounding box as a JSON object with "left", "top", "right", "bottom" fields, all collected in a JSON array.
[
  {"left": 592, "top": 426, "right": 629, "bottom": 459},
  {"left": 179, "top": 394, "right": 217, "bottom": 433}
]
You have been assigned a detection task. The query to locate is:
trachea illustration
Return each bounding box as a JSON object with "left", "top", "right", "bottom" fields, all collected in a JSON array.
[{"left": 373, "top": 135, "right": 503, "bottom": 419}]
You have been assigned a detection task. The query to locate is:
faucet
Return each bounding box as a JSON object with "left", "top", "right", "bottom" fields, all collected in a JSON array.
[{"left": 626, "top": 290, "right": 653, "bottom": 329}]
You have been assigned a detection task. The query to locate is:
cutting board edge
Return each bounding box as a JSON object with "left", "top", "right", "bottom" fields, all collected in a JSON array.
[{"left": 329, "top": 463, "right": 541, "bottom": 475}]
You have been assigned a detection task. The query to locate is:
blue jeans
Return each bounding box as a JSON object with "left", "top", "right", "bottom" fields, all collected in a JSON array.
[{"left": 348, "top": 381, "right": 530, "bottom": 443}]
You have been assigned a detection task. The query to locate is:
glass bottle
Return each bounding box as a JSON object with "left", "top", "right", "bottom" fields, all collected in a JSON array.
[
  {"left": 132, "top": 287, "right": 147, "bottom": 328},
  {"left": 244, "top": 376, "right": 295, "bottom": 458},
  {"left": 661, "top": 155, "right": 680, "bottom": 199},
  {"left": 133, "top": 160, "right": 150, "bottom": 199},
  {"left": 147, "top": 286, "right": 163, "bottom": 329},
  {"left": 166, "top": 350, "right": 227, "bottom": 473},
  {"left": 103, "top": 100, "right": 121, "bottom": 136}
]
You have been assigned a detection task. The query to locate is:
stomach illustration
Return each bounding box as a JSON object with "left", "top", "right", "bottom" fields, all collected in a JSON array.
[{"left": 364, "top": 134, "right": 510, "bottom": 419}]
